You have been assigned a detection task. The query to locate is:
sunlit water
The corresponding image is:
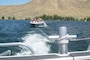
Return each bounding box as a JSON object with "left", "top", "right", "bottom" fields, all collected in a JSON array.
[{"left": 0, "top": 20, "right": 90, "bottom": 56}]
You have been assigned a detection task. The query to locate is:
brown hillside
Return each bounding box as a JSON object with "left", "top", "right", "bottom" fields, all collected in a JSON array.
[{"left": 0, "top": 0, "right": 90, "bottom": 19}]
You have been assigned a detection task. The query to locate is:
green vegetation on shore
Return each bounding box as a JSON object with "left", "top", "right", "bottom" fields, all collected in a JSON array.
[
  {"left": 0, "top": 14, "right": 90, "bottom": 21},
  {"left": 35, "top": 14, "right": 90, "bottom": 21},
  {"left": 0, "top": 16, "right": 16, "bottom": 20}
]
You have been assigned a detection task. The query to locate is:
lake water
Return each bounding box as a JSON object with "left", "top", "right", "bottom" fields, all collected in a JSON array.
[{"left": 0, "top": 20, "right": 90, "bottom": 55}]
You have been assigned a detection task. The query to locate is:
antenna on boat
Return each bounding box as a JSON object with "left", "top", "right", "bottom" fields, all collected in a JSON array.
[{"left": 48, "top": 26, "right": 77, "bottom": 56}]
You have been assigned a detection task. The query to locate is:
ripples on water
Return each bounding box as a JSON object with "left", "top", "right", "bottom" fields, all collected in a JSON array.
[{"left": 0, "top": 20, "right": 90, "bottom": 55}]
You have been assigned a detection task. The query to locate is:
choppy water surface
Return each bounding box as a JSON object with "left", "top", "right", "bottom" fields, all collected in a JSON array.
[{"left": 0, "top": 20, "right": 90, "bottom": 55}]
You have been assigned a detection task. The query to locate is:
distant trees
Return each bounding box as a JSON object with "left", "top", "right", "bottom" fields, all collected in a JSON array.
[
  {"left": 2, "top": 16, "right": 5, "bottom": 20},
  {"left": 0, "top": 16, "right": 31, "bottom": 20},
  {"left": 35, "top": 14, "right": 53, "bottom": 20},
  {"left": 79, "top": 17, "right": 90, "bottom": 22},
  {"left": 12, "top": 16, "right": 16, "bottom": 20},
  {"left": 87, "top": 17, "right": 90, "bottom": 21},
  {"left": 8, "top": 16, "right": 16, "bottom": 20},
  {"left": 25, "top": 17, "right": 31, "bottom": 20},
  {"left": 0, "top": 15, "right": 90, "bottom": 21},
  {"left": 36, "top": 14, "right": 76, "bottom": 21},
  {"left": 35, "top": 14, "right": 90, "bottom": 22},
  {"left": 0, "top": 16, "right": 16, "bottom": 20},
  {"left": 8, "top": 16, "right": 11, "bottom": 20}
]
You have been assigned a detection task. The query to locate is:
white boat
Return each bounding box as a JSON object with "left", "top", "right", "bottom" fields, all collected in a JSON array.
[{"left": 30, "top": 18, "right": 47, "bottom": 27}]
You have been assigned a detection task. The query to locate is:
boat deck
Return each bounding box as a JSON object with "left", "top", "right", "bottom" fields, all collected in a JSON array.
[{"left": 0, "top": 51, "right": 90, "bottom": 60}]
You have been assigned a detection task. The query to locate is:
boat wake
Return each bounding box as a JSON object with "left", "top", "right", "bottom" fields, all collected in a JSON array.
[{"left": 15, "top": 31, "right": 50, "bottom": 55}]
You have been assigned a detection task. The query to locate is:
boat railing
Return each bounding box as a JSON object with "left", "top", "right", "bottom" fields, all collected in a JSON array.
[
  {"left": 48, "top": 26, "right": 90, "bottom": 56},
  {"left": 0, "top": 42, "right": 34, "bottom": 56},
  {"left": 0, "top": 26, "right": 90, "bottom": 60},
  {"left": 0, "top": 50, "right": 11, "bottom": 56}
]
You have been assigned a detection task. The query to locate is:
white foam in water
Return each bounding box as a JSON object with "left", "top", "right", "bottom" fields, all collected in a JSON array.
[
  {"left": 87, "top": 44, "right": 90, "bottom": 50},
  {"left": 16, "top": 33, "right": 50, "bottom": 55},
  {"left": 43, "top": 21, "right": 48, "bottom": 27}
]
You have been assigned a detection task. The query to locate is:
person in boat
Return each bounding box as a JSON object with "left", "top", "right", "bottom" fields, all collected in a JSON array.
[
  {"left": 31, "top": 18, "right": 36, "bottom": 22},
  {"left": 30, "top": 18, "right": 46, "bottom": 27},
  {"left": 36, "top": 18, "right": 42, "bottom": 22},
  {"left": 31, "top": 18, "right": 42, "bottom": 22}
]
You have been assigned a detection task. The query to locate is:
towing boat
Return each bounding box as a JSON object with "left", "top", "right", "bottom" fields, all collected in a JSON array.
[{"left": 30, "top": 18, "right": 47, "bottom": 28}]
